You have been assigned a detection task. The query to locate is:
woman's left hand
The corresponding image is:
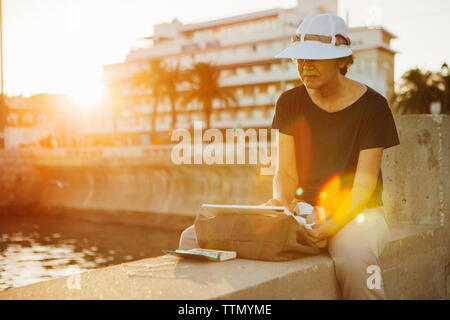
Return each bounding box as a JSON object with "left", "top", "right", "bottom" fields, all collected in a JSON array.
[{"left": 305, "top": 220, "right": 339, "bottom": 242}]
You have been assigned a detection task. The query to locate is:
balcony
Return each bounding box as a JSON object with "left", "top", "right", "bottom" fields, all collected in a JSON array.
[{"left": 220, "top": 67, "right": 298, "bottom": 87}]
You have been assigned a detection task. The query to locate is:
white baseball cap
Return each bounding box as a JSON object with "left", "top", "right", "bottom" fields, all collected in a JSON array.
[{"left": 275, "top": 14, "right": 352, "bottom": 60}]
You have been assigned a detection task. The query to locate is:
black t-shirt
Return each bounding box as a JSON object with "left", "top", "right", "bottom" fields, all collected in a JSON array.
[{"left": 271, "top": 84, "right": 400, "bottom": 208}]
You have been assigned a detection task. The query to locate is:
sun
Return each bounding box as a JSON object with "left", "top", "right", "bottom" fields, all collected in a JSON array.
[{"left": 67, "top": 78, "right": 106, "bottom": 109}]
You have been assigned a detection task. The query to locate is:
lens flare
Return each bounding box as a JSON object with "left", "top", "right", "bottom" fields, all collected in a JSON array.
[
  {"left": 356, "top": 214, "right": 365, "bottom": 223},
  {"left": 316, "top": 173, "right": 354, "bottom": 223},
  {"left": 317, "top": 173, "right": 340, "bottom": 209}
]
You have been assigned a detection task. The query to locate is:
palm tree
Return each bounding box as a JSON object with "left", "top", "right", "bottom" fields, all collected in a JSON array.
[
  {"left": 182, "top": 62, "right": 237, "bottom": 129},
  {"left": 130, "top": 59, "right": 164, "bottom": 143},
  {"left": 159, "top": 64, "right": 183, "bottom": 132},
  {"left": 130, "top": 61, "right": 183, "bottom": 143},
  {"left": 393, "top": 68, "right": 443, "bottom": 114}
]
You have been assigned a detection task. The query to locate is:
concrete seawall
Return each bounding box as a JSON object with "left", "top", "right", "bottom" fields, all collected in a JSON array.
[{"left": 1, "top": 115, "right": 448, "bottom": 229}]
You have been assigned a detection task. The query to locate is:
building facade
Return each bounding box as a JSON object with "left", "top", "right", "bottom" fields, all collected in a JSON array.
[
  {"left": 4, "top": 94, "right": 83, "bottom": 149},
  {"left": 96, "top": 0, "right": 396, "bottom": 145}
]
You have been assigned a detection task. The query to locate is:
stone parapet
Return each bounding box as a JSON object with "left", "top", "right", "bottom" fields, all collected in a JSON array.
[{"left": 0, "top": 224, "right": 446, "bottom": 299}]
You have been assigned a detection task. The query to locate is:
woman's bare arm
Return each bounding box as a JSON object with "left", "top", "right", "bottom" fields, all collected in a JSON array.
[{"left": 265, "top": 132, "right": 299, "bottom": 209}]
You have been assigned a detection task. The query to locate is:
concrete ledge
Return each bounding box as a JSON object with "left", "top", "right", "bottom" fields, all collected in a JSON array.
[{"left": 0, "top": 224, "right": 446, "bottom": 300}]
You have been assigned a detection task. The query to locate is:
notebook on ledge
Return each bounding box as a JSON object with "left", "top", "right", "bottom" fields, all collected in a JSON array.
[{"left": 162, "top": 248, "right": 237, "bottom": 262}]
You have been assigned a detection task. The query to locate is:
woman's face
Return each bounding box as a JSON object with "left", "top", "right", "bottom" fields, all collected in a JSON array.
[{"left": 296, "top": 58, "right": 343, "bottom": 89}]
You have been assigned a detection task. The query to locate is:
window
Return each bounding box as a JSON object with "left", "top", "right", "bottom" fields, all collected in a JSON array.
[
  {"left": 259, "top": 85, "right": 268, "bottom": 94},
  {"left": 243, "top": 86, "right": 254, "bottom": 96},
  {"left": 237, "top": 110, "right": 246, "bottom": 120},
  {"left": 22, "top": 113, "right": 34, "bottom": 125},
  {"left": 250, "top": 109, "right": 262, "bottom": 119},
  {"left": 37, "top": 114, "right": 47, "bottom": 123},
  {"left": 7, "top": 113, "right": 18, "bottom": 125},
  {"left": 268, "top": 85, "right": 276, "bottom": 95}
]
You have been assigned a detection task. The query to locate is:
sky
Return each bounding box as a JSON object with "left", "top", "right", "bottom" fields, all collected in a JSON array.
[{"left": 2, "top": 0, "right": 450, "bottom": 105}]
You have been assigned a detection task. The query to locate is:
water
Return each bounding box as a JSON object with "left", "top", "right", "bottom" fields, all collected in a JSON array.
[{"left": 0, "top": 214, "right": 181, "bottom": 291}]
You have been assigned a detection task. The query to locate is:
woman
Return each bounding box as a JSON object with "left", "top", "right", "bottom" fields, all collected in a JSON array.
[
  {"left": 266, "top": 13, "right": 400, "bottom": 299},
  {"left": 179, "top": 13, "right": 400, "bottom": 300}
]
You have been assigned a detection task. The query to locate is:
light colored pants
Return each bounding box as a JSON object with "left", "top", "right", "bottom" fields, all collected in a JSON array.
[{"left": 178, "top": 206, "right": 389, "bottom": 300}]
